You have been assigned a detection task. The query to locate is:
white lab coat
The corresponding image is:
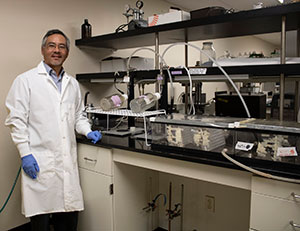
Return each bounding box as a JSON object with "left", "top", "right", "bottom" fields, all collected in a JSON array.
[{"left": 5, "top": 61, "right": 91, "bottom": 217}]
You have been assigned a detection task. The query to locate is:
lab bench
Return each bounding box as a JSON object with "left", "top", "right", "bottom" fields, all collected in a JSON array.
[{"left": 76, "top": 128, "right": 300, "bottom": 231}]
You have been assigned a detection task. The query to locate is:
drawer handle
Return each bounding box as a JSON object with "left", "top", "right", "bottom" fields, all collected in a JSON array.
[
  {"left": 83, "top": 157, "right": 97, "bottom": 163},
  {"left": 290, "top": 221, "right": 300, "bottom": 228},
  {"left": 291, "top": 192, "right": 300, "bottom": 199}
]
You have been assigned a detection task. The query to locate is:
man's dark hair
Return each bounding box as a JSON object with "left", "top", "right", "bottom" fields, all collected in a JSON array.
[{"left": 41, "top": 29, "right": 70, "bottom": 51}]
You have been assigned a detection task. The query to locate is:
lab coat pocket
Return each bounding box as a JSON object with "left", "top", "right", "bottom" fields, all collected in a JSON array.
[
  {"left": 33, "top": 152, "right": 54, "bottom": 180},
  {"left": 67, "top": 103, "right": 76, "bottom": 120}
]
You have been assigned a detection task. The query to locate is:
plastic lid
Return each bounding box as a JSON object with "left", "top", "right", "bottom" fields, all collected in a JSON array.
[{"left": 154, "top": 92, "right": 161, "bottom": 100}]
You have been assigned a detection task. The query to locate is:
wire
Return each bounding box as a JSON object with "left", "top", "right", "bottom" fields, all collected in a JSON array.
[
  {"left": 126, "top": 47, "right": 175, "bottom": 105},
  {"left": 115, "top": 23, "right": 129, "bottom": 33},
  {"left": 161, "top": 42, "right": 251, "bottom": 118},
  {"left": 221, "top": 148, "right": 300, "bottom": 184},
  {"left": 181, "top": 66, "right": 195, "bottom": 115},
  {"left": 0, "top": 166, "right": 21, "bottom": 214},
  {"left": 114, "top": 72, "right": 125, "bottom": 94}
]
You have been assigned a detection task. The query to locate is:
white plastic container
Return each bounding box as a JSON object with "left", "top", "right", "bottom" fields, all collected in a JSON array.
[
  {"left": 130, "top": 93, "right": 161, "bottom": 113},
  {"left": 100, "top": 94, "right": 128, "bottom": 111}
]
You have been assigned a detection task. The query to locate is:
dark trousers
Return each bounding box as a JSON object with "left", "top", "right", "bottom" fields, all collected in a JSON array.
[{"left": 30, "top": 211, "right": 78, "bottom": 231}]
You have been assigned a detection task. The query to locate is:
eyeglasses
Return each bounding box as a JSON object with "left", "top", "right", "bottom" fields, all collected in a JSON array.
[{"left": 46, "top": 42, "right": 67, "bottom": 51}]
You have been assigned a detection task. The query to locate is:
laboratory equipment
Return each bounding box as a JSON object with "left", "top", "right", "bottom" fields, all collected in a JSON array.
[
  {"left": 200, "top": 42, "right": 216, "bottom": 67},
  {"left": 190, "top": 6, "right": 227, "bottom": 19},
  {"left": 100, "top": 94, "right": 128, "bottom": 111},
  {"left": 215, "top": 92, "right": 266, "bottom": 118},
  {"left": 81, "top": 19, "right": 91, "bottom": 39},
  {"left": 150, "top": 114, "right": 300, "bottom": 167},
  {"left": 116, "top": 0, "right": 147, "bottom": 32},
  {"left": 130, "top": 93, "right": 161, "bottom": 113}
]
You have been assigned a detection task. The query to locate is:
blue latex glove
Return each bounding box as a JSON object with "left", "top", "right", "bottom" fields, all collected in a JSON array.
[
  {"left": 21, "top": 154, "right": 40, "bottom": 179},
  {"left": 87, "top": 130, "right": 102, "bottom": 144}
]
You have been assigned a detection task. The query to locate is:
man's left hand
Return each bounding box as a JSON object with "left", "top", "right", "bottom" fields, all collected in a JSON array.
[{"left": 87, "top": 131, "right": 102, "bottom": 144}]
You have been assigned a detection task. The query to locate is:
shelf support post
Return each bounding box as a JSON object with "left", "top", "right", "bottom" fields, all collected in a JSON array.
[
  {"left": 184, "top": 28, "right": 190, "bottom": 114},
  {"left": 279, "top": 15, "right": 286, "bottom": 121},
  {"left": 155, "top": 32, "right": 160, "bottom": 110},
  {"left": 295, "top": 28, "right": 300, "bottom": 121},
  {"left": 155, "top": 32, "right": 160, "bottom": 90}
]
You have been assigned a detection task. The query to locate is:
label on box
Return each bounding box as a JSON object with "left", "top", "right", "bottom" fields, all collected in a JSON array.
[
  {"left": 123, "top": 76, "right": 130, "bottom": 83},
  {"left": 189, "top": 68, "right": 207, "bottom": 75},
  {"left": 235, "top": 141, "right": 254, "bottom": 151},
  {"left": 277, "top": 147, "right": 298, "bottom": 157}
]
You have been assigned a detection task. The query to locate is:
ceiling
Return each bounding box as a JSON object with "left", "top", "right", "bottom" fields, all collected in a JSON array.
[{"left": 162, "top": 0, "right": 296, "bottom": 47}]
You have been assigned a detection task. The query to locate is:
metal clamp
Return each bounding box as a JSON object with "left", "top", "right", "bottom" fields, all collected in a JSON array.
[
  {"left": 290, "top": 221, "right": 300, "bottom": 228},
  {"left": 83, "top": 157, "right": 97, "bottom": 163},
  {"left": 291, "top": 192, "right": 300, "bottom": 199}
]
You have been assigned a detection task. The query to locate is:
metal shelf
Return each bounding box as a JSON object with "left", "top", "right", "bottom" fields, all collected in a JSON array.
[
  {"left": 86, "top": 108, "right": 166, "bottom": 117},
  {"left": 86, "top": 108, "right": 166, "bottom": 146},
  {"left": 76, "top": 64, "right": 300, "bottom": 83},
  {"left": 75, "top": 3, "right": 300, "bottom": 50}
]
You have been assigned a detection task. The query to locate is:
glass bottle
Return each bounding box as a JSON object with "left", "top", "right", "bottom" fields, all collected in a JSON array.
[
  {"left": 200, "top": 42, "right": 216, "bottom": 67},
  {"left": 81, "top": 19, "right": 92, "bottom": 39},
  {"left": 100, "top": 94, "right": 128, "bottom": 111},
  {"left": 130, "top": 93, "right": 161, "bottom": 113}
]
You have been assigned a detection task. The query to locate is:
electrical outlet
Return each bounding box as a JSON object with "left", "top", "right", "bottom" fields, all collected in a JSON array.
[{"left": 204, "top": 195, "right": 215, "bottom": 213}]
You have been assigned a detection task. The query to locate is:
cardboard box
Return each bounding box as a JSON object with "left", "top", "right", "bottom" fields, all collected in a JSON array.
[
  {"left": 100, "top": 56, "right": 154, "bottom": 72},
  {"left": 148, "top": 10, "right": 190, "bottom": 27}
]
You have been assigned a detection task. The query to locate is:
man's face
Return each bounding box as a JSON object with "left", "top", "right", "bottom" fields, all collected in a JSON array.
[{"left": 41, "top": 34, "right": 69, "bottom": 69}]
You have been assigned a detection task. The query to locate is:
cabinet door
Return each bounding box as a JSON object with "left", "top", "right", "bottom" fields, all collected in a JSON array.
[
  {"left": 250, "top": 193, "right": 300, "bottom": 231},
  {"left": 78, "top": 168, "right": 113, "bottom": 231}
]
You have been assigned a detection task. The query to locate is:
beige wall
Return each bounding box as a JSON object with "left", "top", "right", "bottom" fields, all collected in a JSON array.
[
  {"left": 0, "top": 0, "right": 276, "bottom": 230},
  {"left": 0, "top": 0, "right": 172, "bottom": 229}
]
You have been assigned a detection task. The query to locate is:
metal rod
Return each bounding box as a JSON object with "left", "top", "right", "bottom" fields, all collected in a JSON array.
[
  {"left": 155, "top": 32, "right": 159, "bottom": 110},
  {"left": 295, "top": 28, "right": 300, "bottom": 121},
  {"left": 168, "top": 182, "right": 172, "bottom": 231},
  {"left": 280, "top": 15, "right": 286, "bottom": 121},
  {"left": 184, "top": 29, "right": 189, "bottom": 115},
  {"left": 180, "top": 184, "right": 184, "bottom": 231},
  {"left": 185, "top": 28, "right": 188, "bottom": 67},
  {"left": 155, "top": 32, "right": 159, "bottom": 92},
  {"left": 290, "top": 221, "right": 300, "bottom": 228},
  {"left": 185, "top": 84, "right": 189, "bottom": 114},
  {"left": 291, "top": 192, "right": 300, "bottom": 199},
  {"left": 106, "top": 114, "right": 109, "bottom": 131},
  {"left": 149, "top": 177, "right": 153, "bottom": 231}
]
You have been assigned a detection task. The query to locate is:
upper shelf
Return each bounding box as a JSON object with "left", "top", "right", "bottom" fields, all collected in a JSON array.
[
  {"left": 75, "top": 3, "right": 300, "bottom": 50},
  {"left": 76, "top": 63, "right": 300, "bottom": 83}
]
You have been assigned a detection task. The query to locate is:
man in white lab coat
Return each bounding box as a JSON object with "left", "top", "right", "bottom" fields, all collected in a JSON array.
[{"left": 5, "top": 29, "right": 101, "bottom": 231}]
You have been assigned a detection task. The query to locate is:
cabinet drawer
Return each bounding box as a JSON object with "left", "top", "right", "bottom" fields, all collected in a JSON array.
[
  {"left": 77, "top": 143, "right": 112, "bottom": 176},
  {"left": 252, "top": 176, "right": 300, "bottom": 201},
  {"left": 250, "top": 193, "right": 300, "bottom": 231}
]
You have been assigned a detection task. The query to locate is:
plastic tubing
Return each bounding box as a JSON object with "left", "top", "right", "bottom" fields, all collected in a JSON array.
[
  {"left": 221, "top": 149, "right": 300, "bottom": 184},
  {"left": 0, "top": 166, "right": 21, "bottom": 213},
  {"left": 126, "top": 47, "right": 175, "bottom": 102},
  {"left": 161, "top": 42, "right": 251, "bottom": 118},
  {"left": 182, "top": 66, "right": 195, "bottom": 115}
]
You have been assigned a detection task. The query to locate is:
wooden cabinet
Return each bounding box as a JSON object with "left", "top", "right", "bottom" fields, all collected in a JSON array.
[{"left": 77, "top": 143, "right": 114, "bottom": 231}]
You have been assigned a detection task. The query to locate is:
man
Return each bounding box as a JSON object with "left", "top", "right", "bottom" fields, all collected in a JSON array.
[{"left": 5, "top": 29, "right": 101, "bottom": 231}]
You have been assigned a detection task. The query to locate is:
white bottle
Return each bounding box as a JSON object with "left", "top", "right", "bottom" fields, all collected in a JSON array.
[
  {"left": 130, "top": 93, "right": 161, "bottom": 113},
  {"left": 100, "top": 94, "right": 128, "bottom": 111},
  {"left": 200, "top": 41, "right": 216, "bottom": 67}
]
